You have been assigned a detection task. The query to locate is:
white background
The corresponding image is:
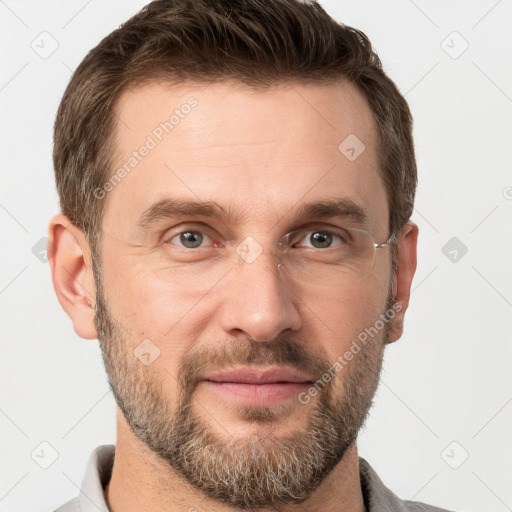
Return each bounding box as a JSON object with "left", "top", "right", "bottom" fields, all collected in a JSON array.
[{"left": 1, "top": 1, "right": 511, "bottom": 511}]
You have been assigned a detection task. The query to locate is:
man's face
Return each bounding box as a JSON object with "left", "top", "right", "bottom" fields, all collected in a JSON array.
[{"left": 95, "top": 80, "right": 394, "bottom": 508}]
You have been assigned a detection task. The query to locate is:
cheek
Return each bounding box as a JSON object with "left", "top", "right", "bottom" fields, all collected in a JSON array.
[
  {"left": 103, "top": 254, "right": 202, "bottom": 324},
  {"left": 305, "top": 280, "right": 389, "bottom": 360},
  {"left": 100, "top": 262, "right": 209, "bottom": 404}
]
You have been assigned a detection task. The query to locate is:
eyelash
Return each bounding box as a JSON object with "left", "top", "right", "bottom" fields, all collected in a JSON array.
[
  {"left": 167, "top": 231, "right": 215, "bottom": 249},
  {"left": 162, "top": 226, "right": 348, "bottom": 250}
]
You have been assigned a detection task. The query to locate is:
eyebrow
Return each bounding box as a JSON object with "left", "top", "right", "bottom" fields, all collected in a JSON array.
[{"left": 137, "top": 197, "right": 369, "bottom": 232}]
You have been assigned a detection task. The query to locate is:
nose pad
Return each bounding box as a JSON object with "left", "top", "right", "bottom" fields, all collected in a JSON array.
[{"left": 276, "top": 260, "right": 292, "bottom": 282}]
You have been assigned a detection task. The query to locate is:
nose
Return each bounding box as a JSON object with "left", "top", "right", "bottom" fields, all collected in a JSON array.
[{"left": 218, "top": 249, "right": 302, "bottom": 342}]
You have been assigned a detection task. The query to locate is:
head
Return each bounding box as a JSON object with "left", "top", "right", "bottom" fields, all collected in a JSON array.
[{"left": 49, "top": 0, "right": 418, "bottom": 509}]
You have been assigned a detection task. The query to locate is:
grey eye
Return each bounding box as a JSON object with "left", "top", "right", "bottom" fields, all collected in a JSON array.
[
  {"left": 309, "top": 231, "right": 333, "bottom": 248},
  {"left": 294, "top": 230, "right": 344, "bottom": 249},
  {"left": 174, "top": 231, "right": 205, "bottom": 248}
]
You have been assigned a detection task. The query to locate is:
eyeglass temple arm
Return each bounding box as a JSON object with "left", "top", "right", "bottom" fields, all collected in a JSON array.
[{"left": 374, "top": 232, "right": 397, "bottom": 249}]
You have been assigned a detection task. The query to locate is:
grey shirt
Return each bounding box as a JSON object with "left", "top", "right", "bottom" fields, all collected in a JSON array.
[{"left": 55, "top": 445, "right": 454, "bottom": 512}]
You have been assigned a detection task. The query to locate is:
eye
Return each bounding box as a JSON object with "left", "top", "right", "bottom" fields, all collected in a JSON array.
[
  {"left": 168, "top": 230, "right": 211, "bottom": 249},
  {"left": 293, "top": 230, "right": 346, "bottom": 249}
]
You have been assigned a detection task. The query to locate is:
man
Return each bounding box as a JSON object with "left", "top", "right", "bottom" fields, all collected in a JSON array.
[{"left": 48, "top": 0, "right": 451, "bottom": 511}]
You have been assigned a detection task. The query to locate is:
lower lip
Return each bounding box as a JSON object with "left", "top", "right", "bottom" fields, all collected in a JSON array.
[{"left": 202, "top": 381, "right": 312, "bottom": 406}]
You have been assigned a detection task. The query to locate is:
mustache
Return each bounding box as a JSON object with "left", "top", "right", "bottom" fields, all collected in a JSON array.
[{"left": 177, "top": 336, "right": 334, "bottom": 397}]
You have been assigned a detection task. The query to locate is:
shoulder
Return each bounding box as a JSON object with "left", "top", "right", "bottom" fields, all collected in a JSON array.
[{"left": 399, "top": 500, "right": 455, "bottom": 511}]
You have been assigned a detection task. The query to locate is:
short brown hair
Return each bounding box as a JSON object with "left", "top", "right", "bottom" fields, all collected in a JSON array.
[{"left": 53, "top": 0, "right": 416, "bottom": 274}]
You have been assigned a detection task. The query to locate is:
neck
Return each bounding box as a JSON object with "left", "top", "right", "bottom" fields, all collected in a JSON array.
[{"left": 105, "top": 410, "right": 366, "bottom": 512}]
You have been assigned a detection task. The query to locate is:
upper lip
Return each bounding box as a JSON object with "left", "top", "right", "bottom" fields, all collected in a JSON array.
[{"left": 203, "top": 366, "right": 314, "bottom": 384}]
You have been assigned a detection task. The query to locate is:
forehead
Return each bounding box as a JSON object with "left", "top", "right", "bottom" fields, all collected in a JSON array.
[{"left": 105, "top": 79, "right": 388, "bottom": 236}]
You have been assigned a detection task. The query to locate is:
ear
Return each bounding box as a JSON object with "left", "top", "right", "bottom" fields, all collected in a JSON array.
[
  {"left": 387, "top": 221, "right": 418, "bottom": 344},
  {"left": 48, "top": 213, "right": 98, "bottom": 340}
]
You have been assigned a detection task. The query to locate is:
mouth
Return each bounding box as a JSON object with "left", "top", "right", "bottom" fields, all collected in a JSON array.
[
  {"left": 203, "top": 366, "right": 314, "bottom": 384},
  {"left": 200, "top": 366, "right": 314, "bottom": 406}
]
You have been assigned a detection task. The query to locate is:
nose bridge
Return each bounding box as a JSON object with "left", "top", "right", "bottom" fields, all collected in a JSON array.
[{"left": 220, "top": 237, "right": 301, "bottom": 341}]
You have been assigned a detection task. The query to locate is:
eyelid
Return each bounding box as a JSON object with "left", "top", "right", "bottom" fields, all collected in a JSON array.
[
  {"left": 161, "top": 222, "right": 356, "bottom": 248},
  {"left": 294, "top": 230, "right": 346, "bottom": 246},
  {"left": 161, "top": 223, "right": 220, "bottom": 246},
  {"left": 288, "top": 220, "right": 355, "bottom": 233},
  {"left": 284, "top": 225, "right": 351, "bottom": 241}
]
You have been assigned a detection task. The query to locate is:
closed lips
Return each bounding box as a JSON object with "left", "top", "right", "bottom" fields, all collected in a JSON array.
[{"left": 203, "top": 367, "right": 314, "bottom": 384}]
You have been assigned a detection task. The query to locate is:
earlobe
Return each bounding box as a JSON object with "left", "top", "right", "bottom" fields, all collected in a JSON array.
[
  {"left": 387, "top": 221, "right": 418, "bottom": 344},
  {"left": 48, "top": 213, "right": 98, "bottom": 340}
]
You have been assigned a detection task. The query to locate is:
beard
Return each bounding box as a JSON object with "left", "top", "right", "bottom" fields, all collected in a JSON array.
[{"left": 93, "top": 260, "right": 393, "bottom": 510}]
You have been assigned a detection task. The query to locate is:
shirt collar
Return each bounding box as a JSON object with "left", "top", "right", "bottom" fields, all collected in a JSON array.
[
  {"left": 78, "top": 445, "right": 113, "bottom": 512},
  {"left": 358, "top": 456, "right": 409, "bottom": 511}
]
